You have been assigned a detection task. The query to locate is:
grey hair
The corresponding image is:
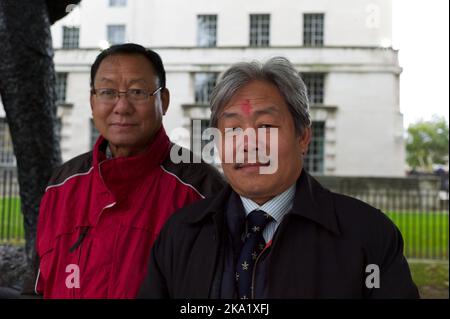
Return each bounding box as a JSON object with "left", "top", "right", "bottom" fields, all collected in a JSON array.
[{"left": 210, "top": 56, "right": 311, "bottom": 134}]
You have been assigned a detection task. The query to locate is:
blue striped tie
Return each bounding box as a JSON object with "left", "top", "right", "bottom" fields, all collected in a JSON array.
[{"left": 235, "top": 210, "right": 272, "bottom": 299}]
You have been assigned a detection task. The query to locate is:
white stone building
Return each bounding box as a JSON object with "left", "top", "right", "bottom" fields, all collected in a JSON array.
[{"left": 0, "top": 0, "right": 405, "bottom": 176}]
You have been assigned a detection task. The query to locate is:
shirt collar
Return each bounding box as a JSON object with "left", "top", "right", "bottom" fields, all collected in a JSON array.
[
  {"left": 105, "top": 144, "right": 113, "bottom": 159},
  {"left": 184, "top": 171, "right": 341, "bottom": 236},
  {"left": 239, "top": 183, "right": 296, "bottom": 223},
  {"left": 93, "top": 125, "right": 170, "bottom": 167}
]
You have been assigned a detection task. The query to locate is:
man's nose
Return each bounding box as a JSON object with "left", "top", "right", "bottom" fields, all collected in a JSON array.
[
  {"left": 241, "top": 129, "right": 258, "bottom": 152},
  {"left": 113, "top": 94, "right": 134, "bottom": 114}
]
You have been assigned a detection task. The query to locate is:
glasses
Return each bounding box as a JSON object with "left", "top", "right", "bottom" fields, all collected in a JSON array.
[{"left": 92, "top": 87, "right": 162, "bottom": 103}]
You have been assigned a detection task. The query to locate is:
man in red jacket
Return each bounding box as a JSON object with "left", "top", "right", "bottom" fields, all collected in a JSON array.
[{"left": 35, "top": 43, "right": 224, "bottom": 298}]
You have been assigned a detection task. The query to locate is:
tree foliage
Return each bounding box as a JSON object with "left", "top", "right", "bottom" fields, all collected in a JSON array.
[{"left": 406, "top": 115, "right": 449, "bottom": 171}]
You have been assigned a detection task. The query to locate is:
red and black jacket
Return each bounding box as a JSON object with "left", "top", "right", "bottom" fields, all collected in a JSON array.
[{"left": 36, "top": 126, "right": 224, "bottom": 298}]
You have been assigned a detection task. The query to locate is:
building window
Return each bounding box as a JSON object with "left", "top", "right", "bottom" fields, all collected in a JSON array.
[
  {"left": 249, "top": 14, "right": 270, "bottom": 47},
  {"left": 194, "top": 73, "right": 218, "bottom": 104},
  {"left": 107, "top": 25, "right": 126, "bottom": 45},
  {"left": 197, "top": 15, "right": 217, "bottom": 47},
  {"left": 303, "top": 13, "right": 324, "bottom": 46},
  {"left": 90, "top": 119, "right": 100, "bottom": 149},
  {"left": 304, "top": 121, "right": 325, "bottom": 174},
  {"left": 62, "top": 26, "right": 80, "bottom": 49},
  {"left": 302, "top": 73, "right": 325, "bottom": 105},
  {"left": 55, "top": 73, "right": 68, "bottom": 103},
  {"left": 0, "top": 119, "right": 16, "bottom": 167},
  {"left": 109, "top": 0, "right": 127, "bottom": 7},
  {"left": 55, "top": 117, "right": 62, "bottom": 144}
]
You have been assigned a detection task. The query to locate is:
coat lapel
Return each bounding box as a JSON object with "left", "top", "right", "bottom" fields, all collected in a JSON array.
[
  {"left": 268, "top": 215, "right": 320, "bottom": 298},
  {"left": 183, "top": 171, "right": 342, "bottom": 298},
  {"left": 268, "top": 170, "right": 341, "bottom": 298},
  {"left": 182, "top": 186, "right": 232, "bottom": 297}
]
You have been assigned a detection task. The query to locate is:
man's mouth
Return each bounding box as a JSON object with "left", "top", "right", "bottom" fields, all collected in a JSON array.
[
  {"left": 110, "top": 123, "right": 137, "bottom": 127},
  {"left": 234, "top": 162, "right": 271, "bottom": 170}
]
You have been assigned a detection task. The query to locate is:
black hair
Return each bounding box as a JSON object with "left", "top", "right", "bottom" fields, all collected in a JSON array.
[{"left": 90, "top": 43, "right": 166, "bottom": 89}]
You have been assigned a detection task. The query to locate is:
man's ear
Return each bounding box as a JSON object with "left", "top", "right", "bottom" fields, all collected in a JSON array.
[
  {"left": 90, "top": 93, "right": 94, "bottom": 113},
  {"left": 299, "top": 126, "right": 312, "bottom": 155},
  {"left": 161, "top": 88, "right": 170, "bottom": 115}
]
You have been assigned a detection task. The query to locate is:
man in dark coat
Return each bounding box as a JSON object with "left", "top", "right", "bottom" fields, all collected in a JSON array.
[{"left": 138, "top": 57, "right": 419, "bottom": 299}]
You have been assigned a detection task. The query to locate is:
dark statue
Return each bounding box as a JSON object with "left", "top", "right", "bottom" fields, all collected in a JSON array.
[{"left": 0, "top": 0, "right": 81, "bottom": 296}]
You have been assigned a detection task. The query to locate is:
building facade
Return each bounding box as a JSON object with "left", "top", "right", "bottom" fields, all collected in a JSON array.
[{"left": 0, "top": 0, "right": 406, "bottom": 176}]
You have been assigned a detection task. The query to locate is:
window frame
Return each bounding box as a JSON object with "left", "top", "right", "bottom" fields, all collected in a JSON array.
[
  {"left": 302, "top": 73, "right": 325, "bottom": 105},
  {"left": 194, "top": 73, "right": 218, "bottom": 105},
  {"left": 55, "top": 72, "right": 68, "bottom": 104},
  {"left": 109, "top": 0, "right": 127, "bottom": 7},
  {"left": 62, "top": 26, "right": 80, "bottom": 49},
  {"left": 304, "top": 121, "right": 325, "bottom": 174},
  {"left": 249, "top": 14, "right": 270, "bottom": 47},
  {"left": 107, "top": 24, "right": 126, "bottom": 45},
  {"left": 303, "top": 13, "right": 324, "bottom": 47},
  {"left": 197, "top": 14, "right": 218, "bottom": 47}
]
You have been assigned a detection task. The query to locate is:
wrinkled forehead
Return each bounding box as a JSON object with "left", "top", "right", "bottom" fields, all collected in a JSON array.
[
  {"left": 222, "top": 96, "right": 274, "bottom": 113},
  {"left": 221, "top": 82, "right": 286, "bottom": 117},
  {"left": 95, "top": 54, "right": 158, "bottom": 84},
  {"left": 219, "top": 101, "right": 283, "bottom": 127}
]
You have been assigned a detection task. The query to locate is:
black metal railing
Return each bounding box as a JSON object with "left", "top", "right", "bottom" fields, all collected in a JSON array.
[
  {"left": 0, "top": 166, "right": 23, "bottom": 243},
  {"left": 335, "top": 188, "right": 449, "bottom": 260},
  {"left": 0, "top": 167, "right": 448, "bottom": 260}
]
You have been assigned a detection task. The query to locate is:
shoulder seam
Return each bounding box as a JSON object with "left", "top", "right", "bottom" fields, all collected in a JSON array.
[
  {"left": 45, "top": 167, "right": 94, "bottom": 192},
  {"left": 159, "top": 164, "right": 205, "bottom": 199}
]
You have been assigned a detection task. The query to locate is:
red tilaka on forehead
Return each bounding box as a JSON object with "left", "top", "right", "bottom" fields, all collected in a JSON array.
[{"left": 240, "top": 99, "right": 252, "bottom": 115}]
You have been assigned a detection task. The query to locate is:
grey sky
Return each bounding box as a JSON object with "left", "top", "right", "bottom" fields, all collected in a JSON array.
[{"left": 392, "top": 0, "right": 449, "bottom": 127}]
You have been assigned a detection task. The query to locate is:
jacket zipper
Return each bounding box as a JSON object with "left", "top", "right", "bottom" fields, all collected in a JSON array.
[
  {"left": 97, "top": 160, "right": 117, "bottom": 225},
  {"left": 75, "top": 242, "right": 82, "bottom": 298},
  {"left": 69, "top": 227, "right": 89, "bottom": 253},
  {"left": 96, "top": 202, "right": 116, "bottom": 225},
  {"left": 69, "top": 227, "right": 89, "bottom": 298},
  {"left": 251, "top": 241, "right": 272, "bottom": 299}
]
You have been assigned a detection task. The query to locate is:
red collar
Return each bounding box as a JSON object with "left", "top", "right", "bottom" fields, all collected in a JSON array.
[
  {"left": 92, "top": 126, "right": 171, "bottom": 200},
  {"left": 93, "top": 126, "right": 170, "bottom": 167}
]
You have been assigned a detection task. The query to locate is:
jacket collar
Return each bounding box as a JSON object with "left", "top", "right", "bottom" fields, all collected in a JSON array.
[
  {"left": 93, "top": 125, "right": 170, "bottom": 169},
  {"left": 187, "top": 170, "right": 341, "bottom": 236},
  {"left": 290, "top": 170, "right": 341, "bottom": 235},
  {"left": 91, "top": 125, "right": 171, "bottom": 201},
  {"left": 187, "top": 185, "right": 233, "bottom": 224}
]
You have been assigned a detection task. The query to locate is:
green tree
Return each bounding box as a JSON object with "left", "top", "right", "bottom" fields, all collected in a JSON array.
[{"left": 406, "top": 115, "right": 449, "bottom": 171}]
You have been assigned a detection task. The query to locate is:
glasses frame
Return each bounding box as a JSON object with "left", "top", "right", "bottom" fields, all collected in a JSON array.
[{"left": 91, "top": 87, "right": 163, "bottom": 103}]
